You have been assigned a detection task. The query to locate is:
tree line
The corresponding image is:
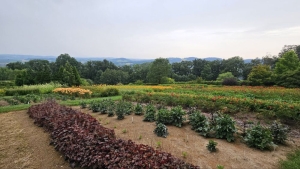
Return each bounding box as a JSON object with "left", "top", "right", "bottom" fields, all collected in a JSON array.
[{"left": 0, "top": 45, "right": 299, "bottom": 87}]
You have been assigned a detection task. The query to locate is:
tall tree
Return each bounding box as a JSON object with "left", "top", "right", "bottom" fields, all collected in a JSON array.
[
  {"left": 221, "top": 56, "right": 245, "bottom": 79},
  {"left": 278, "top": 45, "right": 300, "bottom": 59},
  {"left": 247, "top": 65, "right": 273, "bottom": 86},
  {"left": 275, "top": 50, "right": 300, "bottom": 75},
  {"left": 147, "top": 58, "right": 171, "bottom": 84},
  {"left": 100, "top": 69, "right": 129, "bottom": 85}
]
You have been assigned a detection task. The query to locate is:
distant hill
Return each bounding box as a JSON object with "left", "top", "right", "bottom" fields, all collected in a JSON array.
[{"left": 0, "top": 54, "right": 251, "bottom": 67}]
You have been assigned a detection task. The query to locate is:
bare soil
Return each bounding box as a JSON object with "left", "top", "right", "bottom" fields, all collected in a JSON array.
[
  {"left": 0, "top": 110, "right": 71, "bottom": 169},
  {"left": 0, "top": 107, "right": 299, "bottom": 169},
  {"left": 78, "top": 107, "right": 300, "bottom": 169}
]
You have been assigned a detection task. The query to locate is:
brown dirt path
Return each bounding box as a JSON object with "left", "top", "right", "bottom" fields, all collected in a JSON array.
[{"left": 0, "top": 110, "right": 70, "bottom": 169}]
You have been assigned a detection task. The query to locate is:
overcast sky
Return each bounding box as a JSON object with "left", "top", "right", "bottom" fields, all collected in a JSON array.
[{"left": 1, "top": 0, "right": 300, "bottom": 59}]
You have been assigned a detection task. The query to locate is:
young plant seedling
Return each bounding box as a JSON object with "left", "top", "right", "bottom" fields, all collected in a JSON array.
[
  {"left": 122, "top": 129, "right": 127, "bottom": 134},
  {"left": 207, "top": 140, "right": 218, "bottom": 152}
]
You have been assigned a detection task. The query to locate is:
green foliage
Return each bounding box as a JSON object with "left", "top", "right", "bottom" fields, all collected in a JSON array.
[
  {"left": 275, "top": 50, "right": 300, "bottom": 75},
  {"left": 189, "top": 111, "right": 210, "bottom": 137},
  {"left": 100, "top": 87, "right": 120, "bottom": 97},
  {"left": 222, "top": 77, "right": 238, "bottom": 86},
  {"left": 248, "top": 65, "right": 273, "bottom": 86},
  {"left": 207, "top": 140, "right": 217, "bottom": 152},
  {"left": 215, "top": 114, "right": 236, "bottom": 142},
  {"left": 115, "top": 101, "right": 132, "bottom": 119},
  {"left": 147, "top": 58, "right": 171, "bottom": 84},
  {"left": 80, "top": 100, "right": 87, "bottom": 108},
  {"left": 170, "top": 106, "right": 186, "bottom": 127},
  {"left": 100, "top": 69, "right": 129, "bottom": 85},
  {"left": 154, "top": 123, "right": 168, "bottom": 138},
  {"left": 5, "top": 88, "right": 40, "bottom": 96},
  {"left": 244, "top": 123, "right": 273, "bottom": 150},
  {"left": 269, "top": 121, "right": 289, "bottom": 144},
  {"left": 156, "top": 108, "right": 172, "bottom": 125},
  {"left": 217, "top": 72, "right": 235, "bottom": 81},
  {"left": 57, "top": 62, "right": 81, "bottom": 86},
  {"left": 275, "top": 68, "right": 300, "bottom": 88},
  {"left": 280, "top": 149, "right": 300, "bottom": 169},
  {"left": 143, "top": 103, "right": 156, "bottom": 122},
  {"left": 134, "top": 103, "right": 143, "bottom": 115},
  {"left": 217, "top": 165, "right": 224, "bottom": 169}
]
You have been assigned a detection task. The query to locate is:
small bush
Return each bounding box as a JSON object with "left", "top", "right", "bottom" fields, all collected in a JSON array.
[
  {"left": 244, "top": 123, "right": 273, "bottom": 150},
  {"left": 207, "top": 140, "right": 217, "bottom": 152},
  {"left": 156, "top": 108, "right": 172, "bottom": 125},
  {"left": 189, "top": 111, "right": 210, "bottom": 137},
  {"left": 143, "top": 104, "right": 156, "bottom": 122},
  {"left": 222, "top": 78, "right": 238, "bottom": 86},
  {"left": 270, "top": 120, "right": 289, "bottom": 144},
  {"left": 215, "top": 114, "right": 236, "bottom": 142},
  {"left": 80, "top": 100, "right": 87, "bottom": 108},
  {"left": 154, "top": 123, "right": 168, "bottom": 138},
  {"left": 134, "top": 103, "right": 143, "bottom": 115},
  {"left": 170, "top": 106, "right": 186, "bottom": 127},
  {"left": 115, "top": 101, "right": 126, "bottom": 120},
  {"left": 100, "top": 87, "right": 119, "bottom": 97}
]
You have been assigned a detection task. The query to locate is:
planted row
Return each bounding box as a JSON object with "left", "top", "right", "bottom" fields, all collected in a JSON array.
[{"left": 28, "top": 100, "right": 199, "bottom": 168}]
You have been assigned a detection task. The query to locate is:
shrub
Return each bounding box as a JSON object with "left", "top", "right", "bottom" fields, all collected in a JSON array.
[
  {"left": 5, "top": 88, "right": 40, "bottom": 96},
  {"left": 270, "top": 120, "right": 289, "bottom": 144},
  {"left": 0, "top": 89, "right": 6, "bottom": 96},
  {"left": 154, "top": 123, "right": 168, "bottom": 138},
  {"left": 134, "top": 103, "right": 143, "bottom": 115},
  {"left": 207, "top": 140, "right": 217, "bottom": 152},
  {"left": 215, "top": 114, "right": 236, "bottom": 142},
  {"left": 156, "top": 108, "right": 172, "bottom": 125},
  {"left": 115, "top": 101, "right": 126, "bottom": 120},
  {"left": 80, "top": 100, "right": 87, "bottom": 109},
  {"left": 170, "top": 106, "right": 186, "bottom": 127},
  {"left": 222, "top": 78, "right": 238, "bottom": 86},
  {"left": 100, "top": 87, "right": 120, "bottom": 97},
  {"left": 89, "top": 100, "right": 100, "bottom": 112},
  {"left": 189, "top": 111, "right": 210, "bottom": 137},
  {"left": 143, "top": 104, "right": 156, "bottom": 122},
  {"left": 244, "top": 123, "right": 273, "bottom": 150}
]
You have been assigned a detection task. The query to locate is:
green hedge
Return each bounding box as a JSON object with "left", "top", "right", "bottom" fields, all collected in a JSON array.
[{"left": 5, "top": 88, "right": 40, "bottom": 96}]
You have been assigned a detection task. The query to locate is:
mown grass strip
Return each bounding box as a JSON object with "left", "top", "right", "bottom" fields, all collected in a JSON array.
[
  {"left": 0, "top": 104, "right": 31, "bottom": 113},
  {"left": 280, "top": 149, "right": 300, "bottom": 169},
  {"left": 0, "top": 96, "right": 122, "bottom": 113}
]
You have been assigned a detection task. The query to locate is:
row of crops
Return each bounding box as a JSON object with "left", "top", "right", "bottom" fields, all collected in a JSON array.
[
  {"left": 28, "top": 100, "right": 200, "bottom": 168},
  {"left": 83, "top": 99, "right": 289, "bottom": 150}
]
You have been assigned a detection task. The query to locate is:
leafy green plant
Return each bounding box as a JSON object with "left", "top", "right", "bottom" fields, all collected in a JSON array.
[
  {"left": 269, "top": 120, "right": 289, "bottom": 144},
  {"left": 122, "top": 129, "right": 127, "bottom": 133},
  {"left": 90, "top": 100, "right": 100, "bottom": 112},
  {"left": 134, "top": 103, "right": 143, "bottom": 115},
  {"left": 215, "top": 114, "right": 236, "bottom": 142},
  {"left": 244, "top": 123, "right": 273, "bottom": 150},
  {"left": 156, "top": 141, "right": 162, "bottom": 148},
  {"left": 80, "top": 100, "right": 87, "bottom": 108},
  {"left": 170, "top": 106, "right": 186, "bottom": 127},
  {"left": 154, "top": 123, "right": 168, "bottom": 138},
  {"left": 115, "top": 101, "right": 125, "bottom": 120},
  {"left": 138, "top": 135, "right": 142, "bottom": 140},
  {"left": 217, "top": 164, "right": 224, "bottom": 169},
  {"left": 182, "top": 151, "right": 187, "bottom": 158},
  {"left": 189, "top": 110, "right": 210, "bottom": 137},
  {"left": 156, "top": 108, "right": 172, "bottom": 125},
  {"left": 207, "top": 140, "right": 217, "bottom": 152},
  {"left": 143, "top": 103, "right": 156, "bottom": 122},
  {"left": 124, "top": 101, "right": 133, "bottom": 115}
]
